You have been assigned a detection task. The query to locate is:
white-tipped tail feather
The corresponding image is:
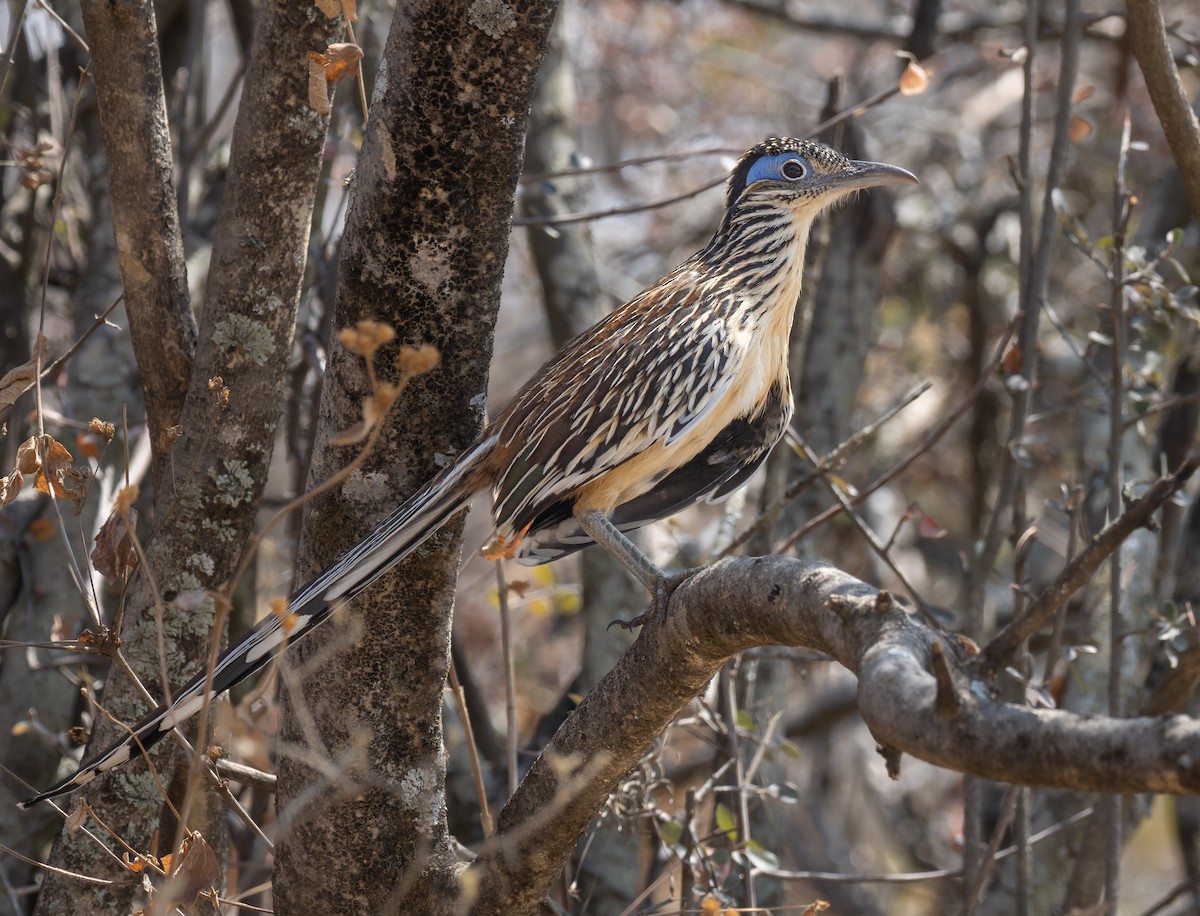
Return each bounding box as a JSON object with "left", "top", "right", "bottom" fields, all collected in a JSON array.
[{"left": 19, "top": 445, "right": 489, "bottom": 808}]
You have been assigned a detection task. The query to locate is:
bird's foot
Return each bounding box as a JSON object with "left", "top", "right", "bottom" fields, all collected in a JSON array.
[{"left": 609, "top": 567, "right": 701, "bottom": 630}]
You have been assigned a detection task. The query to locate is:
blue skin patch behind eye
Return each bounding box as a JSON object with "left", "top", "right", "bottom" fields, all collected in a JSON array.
[{"left": 745, "top": 153, "right": 808, "bottom": 185}]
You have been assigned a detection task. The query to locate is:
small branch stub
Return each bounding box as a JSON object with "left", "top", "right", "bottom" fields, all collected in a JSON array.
[
  {"left": 930, "top": 639, "right": 961, "bottom": 718},
  {"left": 877, "top": 744, "right": 903, "bottom": 780}
]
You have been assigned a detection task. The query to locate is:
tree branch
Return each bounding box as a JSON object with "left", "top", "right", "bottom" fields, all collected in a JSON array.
[
  {"left": 1126, "top": 0, "right": 1200, "bottom": 219},
  {"left": 79, "top": 0, "right": 197, "bottom": 486},
  {"left": 470, "top": 554, "right": 1200, "bottom": 912}
]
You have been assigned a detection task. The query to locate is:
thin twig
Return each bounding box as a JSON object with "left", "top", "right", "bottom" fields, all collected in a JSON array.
[
  {"left": 496, "top": 559, "right": 518, "bottom": 799},
  {"left": 1103, "top": 105, "right": 1135, "bottom": 916},
  {"left": 758, "top": 806, "right": 1094, "bottom": 884},
  {"left": 777, "top": 321, "right": 1017, "bottom": 553},
  {"left": 448, "top": 656, "right": 494, "bottom": 837},
  {"left": 720, "top": 381, "right": 930, "bottom": 559},
  {"left": 978, "top": 451, "right": 1200, "bottom": 672}
]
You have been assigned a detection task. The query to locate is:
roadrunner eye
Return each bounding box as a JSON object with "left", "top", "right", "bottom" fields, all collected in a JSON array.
[{"left": 780, "top": 159, "right": 807, "bottom": 181}]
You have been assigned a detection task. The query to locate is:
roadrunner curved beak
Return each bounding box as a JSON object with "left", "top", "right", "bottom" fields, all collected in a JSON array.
[{"left": 826, "top": 160, "right": 919, "bottom": 195}]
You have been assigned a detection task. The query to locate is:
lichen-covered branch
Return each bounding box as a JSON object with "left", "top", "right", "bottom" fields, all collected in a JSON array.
[
  {"left": 35, "top": 2, "right": 339, "bottom": 912},
  {"left": 469, "top": 555, "right": 1200, "bottom": 913},
  {"left": 79, "top": 0, "right": 196, "bottom": 486}
]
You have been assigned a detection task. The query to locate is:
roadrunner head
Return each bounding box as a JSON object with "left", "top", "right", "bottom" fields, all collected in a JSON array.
[{"left": 725, "top": 137, "right": 917, "bottom": 216}]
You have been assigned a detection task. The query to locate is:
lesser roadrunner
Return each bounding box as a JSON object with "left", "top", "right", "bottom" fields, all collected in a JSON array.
[{"left": 21, "top": 137, "right": 915, "bottom": 807}]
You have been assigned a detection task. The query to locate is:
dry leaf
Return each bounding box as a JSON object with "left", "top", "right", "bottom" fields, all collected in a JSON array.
[
  {"left": 342, "top": 0, "right": 358, "bottom": 22},
  {"left": 0, "top": 335, "right": 49, "bottom": 408},
  {"left": 0, "top": 470, "right": 23, "bottom": 507},
  {"left": 1072, "top": 84, "right": 1095, "bottom": 105},
  {"left": 1069, "top": 116, "right": 1093, "bottom": 143},
  {"left": 898, "top": 59, "right": 929, "bottom": 96},
  {"left": 28, "top": 518, "right": 55, "bottom": 542},
  {"left": 15, "top": 437, "right": 40, "bottom": 474},
  {"left": 169, "top": 833, "right": 221, "bottom": 909},
  {"left": 314, "top": 0, "right": 340, "bottom": 16},
  {"left": 1002, "top": 344, "right": 1022, "bottom": 376},
  {"left": 88, "top": 418, "right": 116, "bottom": 441},
  {"left": 323, "top": 43, "right": 363, "bottom": 84},
  {"left": 308, "top": 54, "right": 331, "bottom": 115},
  {"left": 123, "top": 851, "right": 160, "bottom": 874},
  {"left": 33, "top": 436, "right": 83, "bottom": 501},
  {"left": 64, "top": 800, "right": 89, "bottom": 836},
  {"left": 92, "top": 503, "right": 139, "bottom": 583}
]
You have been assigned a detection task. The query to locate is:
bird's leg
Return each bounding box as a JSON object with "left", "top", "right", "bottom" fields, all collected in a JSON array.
[{"left": 573, "top": 507, "right": 695, "bottom": 628}]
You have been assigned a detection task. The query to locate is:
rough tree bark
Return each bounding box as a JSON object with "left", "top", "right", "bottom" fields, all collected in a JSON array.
[
  {"left": 273, "top": 2, "right": 559, "bottom": 913},
  {"left": 33, "top": 1, "right": 339, "bottom": 912},
  {"left": 467, "top": 537, "right": 1200, "bottom": 912}
]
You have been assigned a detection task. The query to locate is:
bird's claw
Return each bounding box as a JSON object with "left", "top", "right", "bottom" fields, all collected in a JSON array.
[{"left": 608, "top": 568, "right": 701, "bottom": 631}]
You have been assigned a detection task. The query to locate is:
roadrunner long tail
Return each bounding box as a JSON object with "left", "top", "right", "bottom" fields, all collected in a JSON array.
[
  {"left": 21, "top": 137, "right": 915, "bottom": 808},
  {"left": 18, "top": 441, "right": 492, "bottom": 808}
]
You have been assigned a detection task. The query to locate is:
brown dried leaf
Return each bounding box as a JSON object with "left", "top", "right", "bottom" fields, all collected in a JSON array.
[
  {"left": 341, "top": 0, "right": 358, "bottom": 21},
  {"left": 64, "top": 800, "right": 89, "bottom": 836},
  {"left": 123, "top": 851, "right": 159, "bottom": 874},
  {"left": 314, "top": 0, "right": 340, "bottom": 17},
  {"left": 15, "top": 437, "right": 40, "bottom": 475},
  {"left": 0, "top": 470, "right": 23, "bottom": 507},
  {"left": 33, "top": 436, "right": 82, "bottom": 501},
  {"left": 308, "top": 55, "right": 331, "bottom": 114},
  {"left": 169, "top": 833, "right": 221, "bottom": 909},
  {"left": 323, "top": 43, "right": 363, "bottom": 84},
  {"left": 28, "top": 518, "right": 55, "bottom": 542},
  {"left": 0, "top": 335, "right": 49, "bottom": 408},
  {"left": 898, "top": 59, "right": 929, "bottom": 96},
  {"left": 88, "top": 417, "right": 116, "bottom": 441},
  {"left": 1069, "top": 115, "right": 1093, "bottom": 143},
  {"left": 92, "top": 503, "right": 139, "bottom": 583},
  {"left": 1072, "top": 84, "right": 1095, "bottom": 105}
]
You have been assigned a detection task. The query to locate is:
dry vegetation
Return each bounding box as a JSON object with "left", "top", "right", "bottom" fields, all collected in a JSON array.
[{"left": 1, "top": 0, "right": 1199, "bottom": 913}]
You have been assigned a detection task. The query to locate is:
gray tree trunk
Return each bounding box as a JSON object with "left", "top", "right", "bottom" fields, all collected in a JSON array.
[{"left": 273, "top": 2, "right": 558, "bottom": 913}]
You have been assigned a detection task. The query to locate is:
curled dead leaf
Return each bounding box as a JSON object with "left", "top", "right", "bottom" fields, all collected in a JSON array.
[
  {"left": 92, "top": 503, "right": 139, "bottom": 583},
  {"left": 167, "top": 833, "right": 221, "bottom": 910},
  {"left": 64, "top": 800, "right": 89, "bottom": 836},
  {"left": 16, "top": 437, "right": 40, "bottom": 475},
  {"left": 0, "top": 470, "right": 23, "bottom": 507},
  {"left": 88, "top": 417, "right": 116, "bottom": 441},
  {"left": 898, "top": 59, "right": 929, "bottom": 96},
  {"left": 32, "top": 435, "right": 85, "bottom": 503},
  {"left": 308, "top": 54, "right": 331, "bottom": 115},
  {"left": 1069, "top": 115, "right": 1093, "bottom": 143},
  {"left": 323, "top": 43, "right": 363, "bottom": 83}
]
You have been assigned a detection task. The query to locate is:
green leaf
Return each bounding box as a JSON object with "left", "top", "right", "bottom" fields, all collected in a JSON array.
[
  {"left": 658, "top": 819, "right": 683, "bottom": 847},
  {"left": 715, "top": 803, "right": 738, "bottom": 841},
  {"left": 736, "top": 710, "right": 755, "bottom": 732}
]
